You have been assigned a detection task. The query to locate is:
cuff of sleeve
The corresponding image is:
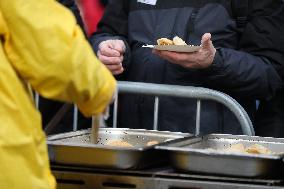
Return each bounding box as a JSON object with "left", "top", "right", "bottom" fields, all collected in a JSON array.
[
  {"left": 77, "top": 65, "right": 117, "bottom": 117},
  {"left": 91, "top": 35, "right": 117, "bottom": 55},
  {"left": 90, "top": 35, "right": 131, "bottom": 71},
  {"left": 202, "top": 49, "right": 224, "bottom": 75}
]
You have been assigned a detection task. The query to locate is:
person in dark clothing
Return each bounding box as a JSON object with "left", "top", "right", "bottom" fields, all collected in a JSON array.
[
  {"left": 255, "top": 89, "right": 284, "bottom": 138},
  {"left": 255, "top": 26, "right": 284, "bottom": 138},
  {"left": 91, "top": 0, "right": 284, "bottom": 135}
]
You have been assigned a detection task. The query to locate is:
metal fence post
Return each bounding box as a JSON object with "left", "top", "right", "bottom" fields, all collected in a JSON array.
[
  {"left": 73, "top": 106, "right": 78, "bottom": 131},
  {"left": 153, "top": 97, "right": 159, "bottom": 130}
]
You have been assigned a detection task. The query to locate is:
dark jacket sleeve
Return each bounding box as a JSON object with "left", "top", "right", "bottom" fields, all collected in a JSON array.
[
  {"left": 203, "top": 0, "right": 284, "bottom": 100},
  {"left": 90, "top": 0, "right": 131, "bottom": 70}
]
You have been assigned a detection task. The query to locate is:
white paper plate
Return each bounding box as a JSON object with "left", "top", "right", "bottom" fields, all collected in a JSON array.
[{"left": 142, "top": 45, "right": 201, "bottom": 53}]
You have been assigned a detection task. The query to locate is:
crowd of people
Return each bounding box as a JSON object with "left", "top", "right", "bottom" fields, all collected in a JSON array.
[
  {"left": 92, "top": 0, "right": 284, "bottom": 135},
  {"left": 0, "top": 0, "right": 283, "bottom": 188}
]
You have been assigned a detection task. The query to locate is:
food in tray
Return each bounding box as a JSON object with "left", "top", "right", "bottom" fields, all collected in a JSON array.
[
  {"left": 245, "top": 144, "right": 272, "bottom": 154},
  {"left": 223, "top": 143, "right": 272, "bottom": 154},
  {"left": 146, "top": 140, "right": 159, "bottom": 146},
  {"left": 224, "top": 143, "right": 246, "bottom": 153},
  {"left": 157, "top": 36, "right": 187, "bottom": 46},
  {"left": 105, "top": 140, "right": 160, "bottom": 147},
  {"left": 106, "top": 140, "right": 134, "bottom": 147}
]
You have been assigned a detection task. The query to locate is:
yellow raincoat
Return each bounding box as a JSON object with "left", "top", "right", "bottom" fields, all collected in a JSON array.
[{"left": 0, "top": 0, "right": 116, "bottom": 188}]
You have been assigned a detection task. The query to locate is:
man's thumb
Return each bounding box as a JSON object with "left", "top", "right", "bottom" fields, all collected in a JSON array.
[{"left": 201, "top": 33, "right": 212, "bottom": 48}]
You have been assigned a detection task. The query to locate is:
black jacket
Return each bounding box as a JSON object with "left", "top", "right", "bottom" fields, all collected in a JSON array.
[
  {"left": 255, "top": 89, "right": 284, "bottom": 138},
  {"left": 91, "top": 0, "right": 284, "bottom": 134}
]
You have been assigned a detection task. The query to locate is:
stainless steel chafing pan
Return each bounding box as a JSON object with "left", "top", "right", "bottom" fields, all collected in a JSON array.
[
  {"left": 47, "top": 128, "right": 189, "bottom": 169},
  {"left": 156, "top": 134, "right": 284, "bottom": 177}
]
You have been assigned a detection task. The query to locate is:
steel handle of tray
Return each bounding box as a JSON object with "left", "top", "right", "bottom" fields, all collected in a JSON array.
[{"left": 114, "top": 81, "right": 255, "bottom": 136}]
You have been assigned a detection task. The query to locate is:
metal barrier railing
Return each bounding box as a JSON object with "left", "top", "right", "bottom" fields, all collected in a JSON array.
[
  {"left": 113, "top": 81, "right": 255, "bottom": 136},
  {"left": 41, "top": 81, "right": 254, "bottom": 136}
]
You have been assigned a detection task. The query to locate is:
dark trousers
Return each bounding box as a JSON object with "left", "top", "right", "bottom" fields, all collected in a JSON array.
[{"left": 255, "top": 89, "right": 284, "bottom": 138}]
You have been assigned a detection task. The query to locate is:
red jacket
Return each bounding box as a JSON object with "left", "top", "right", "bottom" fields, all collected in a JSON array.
[{"left": 81, "top": 0, "right": 105, "bottom": 36}]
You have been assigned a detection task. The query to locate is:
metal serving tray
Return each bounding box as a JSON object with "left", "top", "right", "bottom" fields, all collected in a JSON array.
[
  {"left": 47, "top": 128, "right": 189, "bottom": 169},
  {"left": 156, "top": 134, "right": 284, "bottom": 178}
]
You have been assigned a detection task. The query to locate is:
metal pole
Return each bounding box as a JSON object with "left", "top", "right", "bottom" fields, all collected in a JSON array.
[
  {"left": 195, "top": 100, "right": 201, "bottom": 136},
  {"left": 113, "top": 96, "right": 118, "bottom": 128},
  {"left": 91, "top": 115, "right": 100, "bottom": 143},
  {"left": 73, "top": 106, "right": 78, "bottom": 131},
  {"left": 153, "top": 96, "right": 159, "bottom": 130},
  {"left": 35, "top": 93, "right": 39, "bottom": 109}
]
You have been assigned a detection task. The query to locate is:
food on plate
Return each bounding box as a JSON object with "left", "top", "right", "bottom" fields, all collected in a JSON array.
[
  {"left": 146, "top": 140, "right": 159, "bottom": 146},
  {"left": 106, "top": 140, "right": 133, "bottom": 147},
  {"left": 173, "top": 36, "right": 187, "bottom": 45},
  {"left": 157, "top": 36, "right": 187, "bottom": 45},
  {"left": 223, "top": 143, "right": 272, "bottom": 154},
  {"left": 157, "top": 38, "right": 174, "bottom": 45}
]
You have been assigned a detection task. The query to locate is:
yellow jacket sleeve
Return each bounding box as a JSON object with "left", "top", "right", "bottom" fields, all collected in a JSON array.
[{"left": 0, "top": 0, "right": 116, "bottom": 116}]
